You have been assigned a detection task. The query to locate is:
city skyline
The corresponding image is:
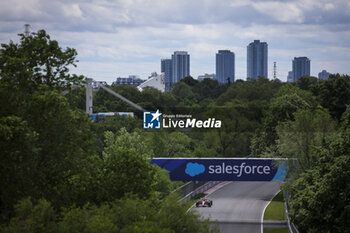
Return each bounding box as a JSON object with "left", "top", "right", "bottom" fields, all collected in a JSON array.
[
  {"left": 0, "top": 0, "right": 349, "bottom": 83},
  {"left": 293, "top": 57, "right": 311, "bottom": 82},
  {"left": 216, "top": 50, "right": 235, "bottom": 83},
  {"left": 247, "top": 40, "right": 268, "bottom": 80},
  {"left": 161, "top": 58, "right": 172, "bottom": 91},
  {"left": 172, "top": 51, "right": 190, "bottom": 84}
]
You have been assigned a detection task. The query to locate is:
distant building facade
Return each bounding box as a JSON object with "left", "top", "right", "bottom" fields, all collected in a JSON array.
[
  {"left": 161, "top": 51, "right": 190, "bottom": 91},
  {"left": 287, "top": 71, "right": 294, "bottom": 82},
  {"left": 161, "top": 59, "right": 172, "bottom": 91},
  {"left": 91, "top": 81, "right": 108, "bottom": 89},
  {"left": 112, "top": 75, "right": 145, "bottom": 86},
  {"left": 318, "top": 70, "right": 330, "bottom": 80},
  {"left": 292, "top": 57, "right": 310, "bottom": 82},
  {"left": 197, "top": 73, "right": 216, "bottom": 81},
  {"left": 247, "top": 40, "right": 268, "bottom": 80},
  {"left": 216, "top": 50, "right": 235, "bottom": 84},
  {"left": 172, "top": 51, "right": 190, "bottom": 84}
]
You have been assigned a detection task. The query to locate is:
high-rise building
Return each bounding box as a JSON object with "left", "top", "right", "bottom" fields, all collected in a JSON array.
[
  {"left": 216, "top": 50, "right": 235, "bottom": 83},
  {"left": 172, "top": 51, "right": 190, "bottom": 84},
  {"left": 161, "top": 59, "right": 172, "bottom": 91},
  {"left": 247, "top": 40, "right": 268, "bottom": 80},
  {"left": 287, "top": 71, "right": 294, "bottom": 82},
  {"left": 197, "top": 73, "right": 215, "bottom": 81},
  {"left": 318, "top": 70, "right": 330, "bottom": 80},
  {"left": 292, "top": 57, "right": 310, "bottom": 82},
  {"left": 112, "top": 75, "right": 145, "bottom": 86}
]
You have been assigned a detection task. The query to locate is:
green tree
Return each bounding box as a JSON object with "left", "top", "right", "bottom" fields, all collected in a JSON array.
[
  {"left": 166, "top": 131, "right": 193, "bottom": 157},
  {"left": 296, "top": 76, "right": 318, "bottom": 91},
  {"left": 1, "top": 198, "right": 57, "bottom": 233},
  {"left": 276, "top": 108, "right": 336, "bottom": 173},
  {"left": 0, "top": 117, "right": 39, "bottom": 215},
  {"left": 0, "top": 30, "right": 83, "bottom": 117},
  {"left": 0, "top": 30, "right": 94, "bottom": 217},
  {"left": 195, "top": 78, "right": 226, "bottom": 101},
  {"left": 180, "top": 76, "right": 199, "bottom": 86},
  {"left": 251, "top": 84, "right": 316, "bottom": 156},
  {"left": 172, "top": 81, "right": 198, "bottom": 107},
  {"left": 311, "top": 74, "right": 350, "bottom": 120},
  {"left": 93, "top": 84, "right": 142, "bottom": 113},
  {"left": 2, "top": 196, "right": 218, "bottom": 233},
  {"left": 143, "top": 130, "right": 193, "bottom": 157},
  {"left": 139, "top": 87, "right": 165, "bottom": 111},
  {"left": 286, "top": 154, "right": 350, "bottom": 233},
  {"left": 284, "top": 106, "right": 350, "bottom": 233},
  {"left": 91, "top": 115, "right": 139, "bottom": 153},
  {"left": 24, "top": 90, "right": 94, "bottom": 206},
  {"left": 216, "top": 77, "right": 282, "bottom": 105},
  {"left": 97, "top": 128, "right": 157, "bottom": 201}
]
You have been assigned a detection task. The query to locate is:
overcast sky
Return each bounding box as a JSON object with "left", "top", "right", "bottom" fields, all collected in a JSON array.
[{"left": 1, "top": 0, "right": 349, "bottom": 83}]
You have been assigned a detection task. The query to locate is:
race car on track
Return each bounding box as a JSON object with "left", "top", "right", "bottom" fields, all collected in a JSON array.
[{"left": 196, "top": 198, "right": 213, "bottom": 207}]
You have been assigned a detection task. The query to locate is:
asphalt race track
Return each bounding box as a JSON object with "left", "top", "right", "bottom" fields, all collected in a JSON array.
[{"left": 191, "top": 181, "right": 281, "bottom": 233}]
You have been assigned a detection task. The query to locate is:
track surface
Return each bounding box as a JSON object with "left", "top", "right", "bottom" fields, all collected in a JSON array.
[{"left": 191, "top": 181, "right": 280, "bottom": 233}]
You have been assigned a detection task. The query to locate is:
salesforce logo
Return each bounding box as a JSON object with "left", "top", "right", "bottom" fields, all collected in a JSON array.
[
  {"left": 184, "top": 162, "right": 271, "bottom": 178},
  {"left": 185, "top": 162, "right": 205, "bottom": 177},
  {"left": 208, "top": 162, "right": 271, "bottom": 177}
]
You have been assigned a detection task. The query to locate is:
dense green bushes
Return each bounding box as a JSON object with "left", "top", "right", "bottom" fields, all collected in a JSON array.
[{"left": 1, "top": 196, "right": 217, "bottom": 233}]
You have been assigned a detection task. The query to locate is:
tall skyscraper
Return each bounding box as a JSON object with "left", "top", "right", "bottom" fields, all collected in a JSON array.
[
  {"left": 161, "top": 59, "right": 172, "bottom": 91},
  {"left": 292, "top": 57, "right": 310, "bottom": 82},
  {"left": 287, "top": 71, "right": 294, "bottom": 82},
  {"left": 247, "top": 40, "right": 268, "bottom": 80},
  {"left": 318, "top": 70, "right": 330, "bottom": 80},
  {"left": 172, "top": 51, "right": 190, "bottom": 84},
  {"left": 216, "top": 50, "right": 235, "bottom": 83}
]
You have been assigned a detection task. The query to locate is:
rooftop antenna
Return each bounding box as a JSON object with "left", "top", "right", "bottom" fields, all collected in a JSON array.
[
  {"left": 273, "top": 61, "right": 277, "bottom": 79},
  {"left": 24, "top": 24, "right": 30, "bottom": 37}
]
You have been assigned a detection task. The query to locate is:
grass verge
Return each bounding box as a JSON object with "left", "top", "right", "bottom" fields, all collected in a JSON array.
[
  {"left": 264, "top": 228, "right": 289, "bottom": 233},
  {"left": 264, "top": 191, "right": 286, "bottom": 220}
]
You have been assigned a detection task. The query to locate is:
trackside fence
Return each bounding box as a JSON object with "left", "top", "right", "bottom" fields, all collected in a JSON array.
[
  {"left": 173, "top": 181, "right": 205, "bottom": 198},
  {"left": 283, "top": 191, "right": 300, "bottom": 233},
  {"left": 175, "top": 181, "right": 221, "bottom": 202}
]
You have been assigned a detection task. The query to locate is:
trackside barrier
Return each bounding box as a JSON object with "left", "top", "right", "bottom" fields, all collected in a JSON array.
[
  {"left": 179, "top": 181, "right": 221, "bottom": 202},
  {"left": 283, "top": 191, "right": 300, "bottom": 233},
  {"left": 172, "top": 181, "right": 207, "bottom": 198}
]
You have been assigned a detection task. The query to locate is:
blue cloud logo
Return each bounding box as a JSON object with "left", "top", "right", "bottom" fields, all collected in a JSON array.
[{"left": 185, "top": 163, "right": 205, "bottom": 177}]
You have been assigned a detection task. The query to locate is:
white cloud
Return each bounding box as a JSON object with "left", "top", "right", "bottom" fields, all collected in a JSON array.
[
  {"left": 252, "top": 1, "right": 304, "bottom": 23},
  {"left": 324, "top": 3, "right": 335, "bottom": 11},
  {"left": 62, "top": 4, "right": 83, "bottom": 18}
]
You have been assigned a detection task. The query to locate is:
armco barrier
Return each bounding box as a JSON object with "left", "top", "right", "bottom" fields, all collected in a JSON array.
[
  {"left": 179, "top": 181, "right": 221, "bottom": 202},
  {"left": 284, "top": 191, "right": 300, "bottom": 233},
  {"left": 173, "top": 181, "right": 207, "bottom": 198}
]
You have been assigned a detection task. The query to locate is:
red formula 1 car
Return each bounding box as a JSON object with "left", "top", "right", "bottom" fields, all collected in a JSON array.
[{"left": 196, "top": 198, "right": 213, "bottom": 207}]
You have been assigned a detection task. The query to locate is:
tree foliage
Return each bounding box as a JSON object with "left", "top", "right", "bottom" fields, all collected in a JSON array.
[
  {"left": 251, "top": 84, "right": 317, "bottom": 156},
  {"left": 0, "top": 30, "right": 94, "bottom": 217},
  {"left": 276, "top": 108, "right": 336, "bottom": 173},
  {"left": 311, "top": 74, "right": 350, "bottom": 120},
  {"left": 284, "top": 106, "right": 350, "bottom": 233},
  {"left": 98, "top": 128, "right": 156, "bottom": 201},
  {"left": 1, "top": 196, "right": 218, "bottom": 233}
]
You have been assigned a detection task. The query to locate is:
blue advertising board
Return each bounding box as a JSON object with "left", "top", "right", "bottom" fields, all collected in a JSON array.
[{"left": 151, "top": 158, "right": 288, "bottom": 181}]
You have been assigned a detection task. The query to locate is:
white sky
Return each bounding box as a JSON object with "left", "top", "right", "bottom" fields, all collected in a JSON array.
[{"left": 1, "top": 0, "right": 349, "bottom": 83}]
